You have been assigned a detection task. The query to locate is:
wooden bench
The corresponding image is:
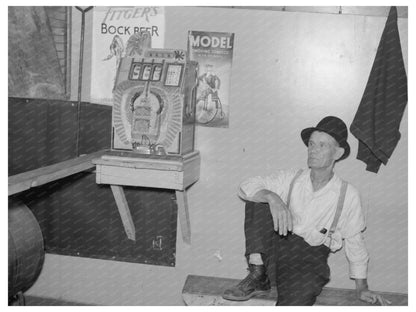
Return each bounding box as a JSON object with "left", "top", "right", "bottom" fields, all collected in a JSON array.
[
  {"left": 8, "top": 149, "right": 200, "bottom": 245},
  {"left": 8, "top": 150, "right": 107, "bottom": 196},
  {"left": 182, "top": 275, "right": 408, "bottom": 306}
]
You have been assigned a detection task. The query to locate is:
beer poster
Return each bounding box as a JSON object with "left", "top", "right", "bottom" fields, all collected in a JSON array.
[
  {"left": 188, "top": 31, "right": 234, "bottom": 128},
  {"left": 90, "top": 6, "right": 165, "bottom": 105}
]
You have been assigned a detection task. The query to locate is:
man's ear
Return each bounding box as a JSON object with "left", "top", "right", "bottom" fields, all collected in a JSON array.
[{"left": 334, "top": 147, "right": 345, "bottom": 161}]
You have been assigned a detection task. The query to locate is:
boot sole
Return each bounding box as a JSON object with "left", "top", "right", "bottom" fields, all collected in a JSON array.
[{"left": 222, "top": 288, "right": 271, "bottom": 301}]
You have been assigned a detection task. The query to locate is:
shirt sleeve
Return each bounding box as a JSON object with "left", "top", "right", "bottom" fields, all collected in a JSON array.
[
  {"left": 344, "top": 232, "right": 369, "bottom": 279},
  {"left": 238, "top": 169, "right": 298, "bottom": 201},
  {"left": 339, "top": 185, "right": 366, "bottom": 239}
]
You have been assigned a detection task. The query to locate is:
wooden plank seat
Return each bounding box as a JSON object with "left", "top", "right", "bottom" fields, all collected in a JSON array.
[
  {"left": 182, "top": 274, "right": 408, "bottom": 306},
  {"left": 8, "top": 150, "right": 107, "bottom": 196}
]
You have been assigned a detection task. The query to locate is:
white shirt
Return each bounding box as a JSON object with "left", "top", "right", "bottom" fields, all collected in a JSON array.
[{"left": 238, "top": 168, "right": 369, "bottom": 279}]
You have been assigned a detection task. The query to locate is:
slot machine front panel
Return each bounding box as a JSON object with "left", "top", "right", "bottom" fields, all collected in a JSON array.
[{"left": 112, "top": 49, "right": 197, "bottom": 155}]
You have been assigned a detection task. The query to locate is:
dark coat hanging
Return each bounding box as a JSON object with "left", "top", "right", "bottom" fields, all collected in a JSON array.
[{"left": 350, "top": 6, "right": 407, "bottom": 173}]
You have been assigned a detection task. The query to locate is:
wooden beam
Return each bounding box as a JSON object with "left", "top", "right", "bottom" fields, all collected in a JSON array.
[
  {"left": 98, "top": 166, "right": 184, "bottom": 190},
  {"left": 183, "top": 152, "right": 201, "bottom": 189},
  {"left": 176, "top": 190, "right": 191, "bottom": 244},
  {"left": 8, "top": 150, "right": 108, "bottom": 196},
  {"left": 94, "top": 151, "right": 201, "bottom": 190},
  {"left": 110, "top": 185, "right": 136, "bottom": 241},
  {"left": 212, "top": 6, "right": 408, "bottom": 18}
]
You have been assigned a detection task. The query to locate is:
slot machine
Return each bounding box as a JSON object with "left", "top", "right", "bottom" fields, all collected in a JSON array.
[
  {"left": 94, "top": 48, "right": 201, "bottom": 248},
  {"left": 111, "top": 48, "right": 198, "bottom": 155}
]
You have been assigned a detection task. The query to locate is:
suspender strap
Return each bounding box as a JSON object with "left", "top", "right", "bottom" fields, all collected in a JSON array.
[
  {"left": 328, "top": 180, "right": 348, "bottom": 236},
  {"left": 287, "top": 169, "right": 303, "bottom": 208}
]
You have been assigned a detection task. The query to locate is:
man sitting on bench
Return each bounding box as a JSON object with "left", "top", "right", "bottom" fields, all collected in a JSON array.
[{"left": 222, "top": 116, "right": 390, "bottom": 306}]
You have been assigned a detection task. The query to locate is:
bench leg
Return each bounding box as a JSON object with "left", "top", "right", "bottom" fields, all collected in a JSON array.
[
  {"left": 110, "top": 185, "right": 136, "bottom": 241},
  {"left": 176, "top": 190, "right": 191, "bottom": 245}
]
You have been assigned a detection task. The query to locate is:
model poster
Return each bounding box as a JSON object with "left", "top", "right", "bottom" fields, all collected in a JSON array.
[
  {"left": 188, "top": 31, "right": 234, "bottom": 128},
  {"left": 90, "top": 6, "right": 165, "bottom": 105}
]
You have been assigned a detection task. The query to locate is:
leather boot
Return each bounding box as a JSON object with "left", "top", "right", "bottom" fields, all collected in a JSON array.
[{"left": 222, "top": 264, "right": 271, "bottom": 301}]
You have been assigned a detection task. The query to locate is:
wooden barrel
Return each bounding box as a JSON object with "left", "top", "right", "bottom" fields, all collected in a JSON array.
[{"left": 8, "top": 200, "right": 45, "bottom": 299}]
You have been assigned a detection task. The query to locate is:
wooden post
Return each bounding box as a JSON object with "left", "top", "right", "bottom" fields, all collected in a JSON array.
[
  {"left": 110, "top": 185, "right": 136, "bottom": 241},
  {"left": 176, "top": 190, "right": 191, "bottom": 244}
]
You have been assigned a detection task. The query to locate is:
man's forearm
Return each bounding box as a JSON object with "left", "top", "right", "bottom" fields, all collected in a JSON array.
[
  {"left": 354, "top": 278, "right": 390, "bottom": 305},
  {"left": 355, "top": 278, "right": 369, "bottom": 293},
  {"left": 244, "top": 189, "right": 285, "bottom": 206}
]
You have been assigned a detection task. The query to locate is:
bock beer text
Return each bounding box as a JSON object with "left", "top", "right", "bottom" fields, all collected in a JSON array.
[{"left": 101, "top": 24, "right": 159, "bottom": 36}]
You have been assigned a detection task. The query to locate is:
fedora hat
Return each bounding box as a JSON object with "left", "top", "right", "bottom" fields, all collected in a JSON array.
[{"left": 301, "top": 116, "right": 350, "bottom": 161}]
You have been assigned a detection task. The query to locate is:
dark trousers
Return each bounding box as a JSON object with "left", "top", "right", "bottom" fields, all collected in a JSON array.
[{"left": 244, "top": 201, "right": 330, "bottom": 306}]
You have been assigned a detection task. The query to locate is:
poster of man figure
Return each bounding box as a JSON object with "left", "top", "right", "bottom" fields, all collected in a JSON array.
[{"left": 188, "top": 31, "right": 234, "bottom": 128}]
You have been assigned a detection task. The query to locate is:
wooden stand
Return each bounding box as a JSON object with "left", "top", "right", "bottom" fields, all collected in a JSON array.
[{"left": 93, "top": 150, "right": 200, "bottom": 245}]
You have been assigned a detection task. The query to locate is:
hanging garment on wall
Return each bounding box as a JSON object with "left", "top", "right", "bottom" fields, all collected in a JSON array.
[{"left": 350, "top": 6, "right": 407, "bottom": 173}]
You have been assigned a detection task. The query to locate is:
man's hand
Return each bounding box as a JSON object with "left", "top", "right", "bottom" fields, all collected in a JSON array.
[
  {"left": 355, "top": 279, "right": 391, "bottom": 305},
  {"left": 267, "top": 194, "right": 293, "bottom": 236},
  {"left": 245, "top": 189, "right": 293, "bottom": 236},
  {"left": 358, "top": 289, "right": 391, "bottom": 306}
]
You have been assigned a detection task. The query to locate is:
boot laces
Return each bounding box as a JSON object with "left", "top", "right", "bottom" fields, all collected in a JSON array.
[{"left": 237, "top": 267, "right": 260, "bottom": 288}]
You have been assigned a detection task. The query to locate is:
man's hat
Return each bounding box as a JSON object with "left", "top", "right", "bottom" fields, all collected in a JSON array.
[{"left": 301, "top": 116, "right": 350, "bottom": 161}]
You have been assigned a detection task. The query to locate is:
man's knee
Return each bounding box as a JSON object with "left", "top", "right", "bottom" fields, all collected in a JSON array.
[
  {"left": 244, "top": 201, "right": 274, "bottom": 232},
  {"left": 245, "top": 201, "right": 270, "bottom": 210},
  {"left": 245, "top": 201, "right": 272, "bottom": 222}
]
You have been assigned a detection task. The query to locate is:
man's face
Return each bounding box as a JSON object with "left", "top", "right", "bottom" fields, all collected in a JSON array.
[{"left": 307, "top": 131, "right": 341, "bottom": 170}]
